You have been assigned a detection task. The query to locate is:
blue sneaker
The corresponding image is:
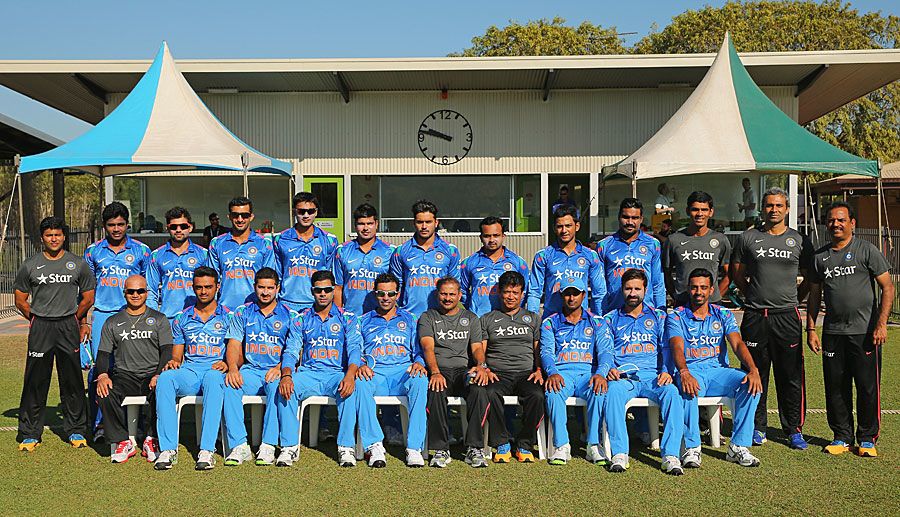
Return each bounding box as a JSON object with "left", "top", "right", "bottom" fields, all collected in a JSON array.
[
  {"left": 788, "top": 433, "right": 808, "bottom": 450},
  {"left": 69, "top": 433, "right": 87, "bottom": 448},
  {"left": 18, "top": 438, "right": 40, "bottom": 452},
  {"left": 824, "top": 440, "right": 850, "bottom": 455},
  {"left": 752, "top": 430, "right": 767, "bottom": 446},
  {"left": 493, "top": 443, "right": 512, "bottom": 463},
  {"left": 857, "top": 441, "right": 877, "bottom": 457}
]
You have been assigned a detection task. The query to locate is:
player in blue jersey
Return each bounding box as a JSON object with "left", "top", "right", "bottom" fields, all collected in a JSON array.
[
  {"left": 390, "top": 200, "right": 460, "bottom": 316},
  {"left": 596, "top": 198, "right": 666, "bottom": 314},
  {"left": 146, "top": 207, "right": 209, "bottom": 322},
  {"left": 207, "top": 196, "right": 276, "bottom": 310},
  {"left": 221, "top": 268, "right": 301, "bottom": 467},
  {"left": 83, "top": 201, "right": 151, "bottom": 439},
  {"left": 275, "top": 192, "right": 339, "bottom": 311},
  {"left": 355, "top": 272, "right": 429, "bottom": 468},
  {"left": 460, "top": 216, "right": 529, "bottom": 317},
  {"left": 334, "top": 203, "right": 394, "bottom": 315},
  {"left": 542, "top": 277, "right": 612, "bottom": 466},
  {"left": 152, "top": 267, "right": 229, "bottom": 470},
  {"left": 604, "top": 268, "right": 684, "bottom": 475},
  {"left": 666, "top": 268, "right": 764, "bottom": 468},
  {"left": 276, "top": 270, "right": 364, "bottom": 467},
  {"left": 527, "top": 204, "right": 604, "bottom": 318}
]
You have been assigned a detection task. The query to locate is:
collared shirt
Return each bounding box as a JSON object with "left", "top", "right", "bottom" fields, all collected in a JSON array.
[
  {"left": 333, "top": 238, "right": 394, "bottom": 315},
  {"left": 417, "top": 308, "right": 482, "bottom": 369},
  {"left": 274, "top": 225, "right": 339, "bottom": 308},
  {"left": 207, "top": 231, "right": 276, "bottom": 310},
  {"left": 225, "top": 301, "right": 301, "bottom": 370},
  {"left": 527, "top": 241, "right": 604, "bottom": 318},
  {"left": 146, "top": 240, "right": 209, "bottom": 319},
  {"left": 172, "top": 303, "right": 231, "bottom": 366},
  {"left": 358, "top": 308, "right": 422, "bottom": 370},
  {"left": 540, "top": 309, "right": 613, "bottom": 377},
  {"left": 481, "top": 308, "right": 541, "bottom": 372},
  {"left": 596, "top": 231, "right": 665, "bottom": 313},
  {"left": 84, "top": 236, "right": 151, "bottom": 312},
  {"left": 663, "top": 228, "right": 731, "bottom": 303},
  {"left": 731, "top": 226, "right": 814, "bottom": 310},
  {"left": 283, "top": 304, "right": 362, "bottom": 372},
  {"left": 99, "top": 307, "right": 172, "bottom": 376},
  {"left": 390, "top": 236, "right": 460, "bottom": 316},
  {"left": 664, "top": 304, "right": 738, "bottom": 370},
  {"left": 604, "top": 304, "right": 667, "bottom": 375},
  {"left": 14, "top": 251, "right": 95, "bottom": 318},
  {"left": 460, "top": 247, "right": 529, "bottom": 317}
]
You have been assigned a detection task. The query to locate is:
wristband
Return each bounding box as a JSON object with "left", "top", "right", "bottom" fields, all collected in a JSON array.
[{"left": 282, "top": 374, "right": 292, "bottom": 378}]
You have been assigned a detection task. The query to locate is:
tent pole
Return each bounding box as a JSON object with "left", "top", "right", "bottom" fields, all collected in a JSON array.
[
  {"left": 631, "top": 173, "right": 637, "bottom": 198},
  {"left": 17, "top": 172, "right": 25, "bottom": 263},
  {"left": 877, "top": 175, "right": 884, "bottom": 254},
  {"left": 0, "top": 161, "right": 21, "bottom": 258},
  {"left": 242, "top": 152, "right": 250, "bottom": 198}
]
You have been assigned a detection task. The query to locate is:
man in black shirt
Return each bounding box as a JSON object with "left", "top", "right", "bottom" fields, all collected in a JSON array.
[
  {"left": 13, "top": 216, "right": 96, "bottom": 451},
  {"left": 96, "top": 275, "right": 173, "bottom": 464},
  {"left": 202, "top": 212, "right": 228, "bottom": 247}
]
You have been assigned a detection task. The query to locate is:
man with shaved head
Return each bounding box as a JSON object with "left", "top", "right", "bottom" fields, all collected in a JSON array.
[{"left": 95, "top": 275, "right": 174, "bottom": 464}]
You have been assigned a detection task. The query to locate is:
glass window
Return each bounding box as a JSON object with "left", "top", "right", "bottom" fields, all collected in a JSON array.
[{"left": 310, "top": 182, "right": 338, "bottom": 218}]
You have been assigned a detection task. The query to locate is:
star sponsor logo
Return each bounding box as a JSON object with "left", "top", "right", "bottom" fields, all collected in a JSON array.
[
  {"left": 66, "top": 261, "right": 76, "bottom": 270},
  {"left": 756, "top": 247, "right": 793, "bottom": 259},
  {"left": 709, "top": 239, "right": 719, "bottom": 249},
  {"left": 188, "top": 332, "right": 223, "bottom": 346},
  {"left": 553, "top": 268, "right": 586, "bottom": 282},
  {"left": 437, "top": 328, "right": 469, "bottom": 341},
  {"left": 119, "top": 329, "right": 154, "bottom": 340},
  {"left": 681, "top": 249, "right": 715, "bottom": 261},
  {"left": 37, "top": 272, "right": 73, "bottom": 285},
  {"left": 495, "top": 325, "right": 530, "bottom": 337},
  {"left": 824, "top": 265, "right": 857, "bottom": 279},
  {"left": 409, "top": 264, "right": 443, "bottom": 276}
]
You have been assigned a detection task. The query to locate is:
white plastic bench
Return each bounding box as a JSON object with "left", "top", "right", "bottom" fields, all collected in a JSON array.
[
  {"left": 600, "top": 398, "right": 662, "bottom": 459},
  {"left": 483, "top": 396, "right": 548, "bottom": 461},
  {"left": 354, "top": 396, "right": 411, "bottom": 460},
  {"left": 121, "top": 395, "right": 234, "bottom": 450},
  {"left": 698, "top": 396, "right": 735, "bottom": 448}
]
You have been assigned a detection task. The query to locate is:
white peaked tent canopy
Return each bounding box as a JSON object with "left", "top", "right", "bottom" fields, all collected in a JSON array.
[
  {"left": 602, "top": 33, "right": 880, "bottom": 182},
  {"left": 18, "top": 42, "right": 291, "bottom": 177}
]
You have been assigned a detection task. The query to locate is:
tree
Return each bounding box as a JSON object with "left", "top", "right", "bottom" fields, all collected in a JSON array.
[
  {"left": 632, "top": 0, "right": 900, "bottom": 166},
  {"left": 454, "top": 17, "right": 626, "bottom": 57}
]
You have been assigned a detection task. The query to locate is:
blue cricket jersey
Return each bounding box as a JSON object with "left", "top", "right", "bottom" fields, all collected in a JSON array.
[
  {"left": 664, "top": 304, "right": 738, "bottom": 370},
  {"left": 283, "top": 304, "right": 362, "bottom": 372},
  {"left": 604, "top": 304, "right": 667, "bottom": 374},
  {"left": 539, "top": 310, "right": 614, "bottom": 377},
  {"left": 596, "top": 231, "right": 666, "bottom": 313},
  {"left": 274, "top": 225, "right": 338, "bottom": 309},
  {"left": 460, "top": 247, "right": 529, "bottom": 317},
  {"left": 146, "top": 240, "right": 209, "bottom": 319},
  {"left": 526, "top": 241, "right": 604, "bottom": 318},
  {"left": 390, "top": 236, "right": 460, "bottom": 316},
  {"left": 207, "top": 231, "right": 276, "bottom": 310},
  {"left": 333, "top": 238, "right": 394, "bottom": 315},
  {"left": 84, "top": 236, "right": 151, "bottom": 312},
  {"left": 358, "top": 308, "right": 423, "bottom": 369},
  {"left": 171, "top": 303, "right": 231, "bottom": 366},
  {"left": 225, "top": 301, "right": 301, "bottom": 370}
]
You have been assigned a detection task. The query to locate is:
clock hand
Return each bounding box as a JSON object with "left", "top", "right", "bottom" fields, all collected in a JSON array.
[{"left": 418, "top": 128, "right": 453, "bottom": 142}]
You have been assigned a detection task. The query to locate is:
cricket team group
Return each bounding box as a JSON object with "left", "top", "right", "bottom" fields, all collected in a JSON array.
[{"left": 12, "top": 186, "right": 892, "bottom": 474}]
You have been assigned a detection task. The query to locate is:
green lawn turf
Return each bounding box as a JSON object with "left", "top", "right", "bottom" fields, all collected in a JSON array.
[{"left": 0, "top": 330, "right": 897, "bottom": 516}]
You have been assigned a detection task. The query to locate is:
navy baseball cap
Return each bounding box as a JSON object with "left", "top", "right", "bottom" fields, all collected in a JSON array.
[{"left": 559, "top": 276, "right": 587, "bottom": 293}]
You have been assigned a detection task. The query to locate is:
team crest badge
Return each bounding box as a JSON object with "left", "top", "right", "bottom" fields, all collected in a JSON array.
[
  {"left": 712, "top": 321, "right": 721, "bottom": 331},
  {"left": 187, "top": 257, "right": 197, "bottom": 266},
  {"left": 248, "top": 246, "right": 258, "bottom": 256},
  {"left": 523, "top": 315, "right": 532, "bottom": 323},
  {"left": 577, "top": 257, "right": 587, "bottom": 267},
  {"left": 125, "top": 254, "right": 135, "bottom": 264},
  {"left": 584, "top": 327, "right": 593, "bottom": 337},
  {"left": 313, "top": 245, "right": 322, "bottom": 255},
  {"left": 331, "top": 323, "right": 341, "bottom": 333},
  {"left": 461, "top": 318, "right": 470, "bottom": 327},
  {"left": 435, "top": 252, "right": 444, "bottom": 262},
  {"left": 709, "top": 239, "right": 719, "bottom": 249},
  {"left": 785, "top": 237, "right": 796, "bottom": 247},
  {"left": 644, "top": 319, "right": 654, "bottom": 329},
  {"left": 639, "top": 245, "right": 648, "bottom": 255},
  {"left": 845, "top": 252, "right": 853, "bottom": 260},
  {"left": 398, "top": 321, "right": 408, "bottom": 331},
  {"left": 214, "top": 322, "right": 223, "bottom": 330},
  {"left": 65, "top": 261, "right": 76, "bottom": 270},
  {"left": 503, "top": 262, "right": 513, "bottom": 271},
  {"left": 146, "top": 317, "right": 156, "bottom": 326},
  {"left": 273, "top": 321, "right": 283, "bottom": 331},
  {"left": 373, "top": 256, "right": 383, "bottom": 266}
]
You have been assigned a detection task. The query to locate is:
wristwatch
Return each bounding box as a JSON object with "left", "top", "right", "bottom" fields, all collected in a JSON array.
[{"left": 479, "top": 362, "right": 489, "bottom": 369}]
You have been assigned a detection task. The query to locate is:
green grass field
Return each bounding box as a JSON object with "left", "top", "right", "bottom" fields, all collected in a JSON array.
[{"left": 0, "top": 330, "right": 898, "bottom": 516}]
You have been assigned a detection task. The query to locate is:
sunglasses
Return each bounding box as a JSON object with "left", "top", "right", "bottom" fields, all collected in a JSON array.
[
  {"left": 374, "top": 290, "right": 399, "bottom": 298},
  {"left": 295, "top": 208, "right": 317, "bottom": 216},
  {"left": 168, "top": 223, "right": 191, "bottom": 231},
  {"left": 124, "top": 288, "right": 148, "bottom": 295},
  {"left": 312, "top": 286, "right": 335, "bottom": 294},
  {"left": 230, "top": 212, "right": 252, "bottom": 219}
]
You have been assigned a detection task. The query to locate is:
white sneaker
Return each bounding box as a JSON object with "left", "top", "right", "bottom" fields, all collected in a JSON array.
[
  {"left": 255, "top": 443, "right": 276, "bottom": 466},
  {"left": 726, "top": 443, "right": 761, "bottom": 467},
  {"left": 661, "top": 455, "right": 684, "bottom": 476},
  {"left": 110, "top": 440, "right": 137, "bottom": 463},
  {"left": 275, "top": 446, "right": 300, "bottom": 467},
  {"left": 429, "top": 450, "right": 452, "bottom": 468},
  {"left": 406, "top": 448, "right": 425, "bottom": 468},
  {"left": 366, "top": 442, "right": 387, "bottom": 468},
  {"left": 585, "top": 444, "right": 607, "bottom": 464},
  {"left": 154, "top": 449, "right": 177, "bottom": 470},
  {"left": 681, "top": 446, "right": 702, "bottom": 468},
  {"left": 224, "top": 443, "right": 253, "bottom": 466},
  {"left": 195, "top": 450, "right": 216, "bottom": 470},
  {"left": 609, "top": 453, "right": 630, "bottom": 473},
  {"left": 338, "top": 446, "right": 357, "bottom": 467},
  {"left": 549, "top": 443, "right": 571, "bottom": 465},
  {"left": 142, "top": 437, "right": 160, "bottom": 462}
]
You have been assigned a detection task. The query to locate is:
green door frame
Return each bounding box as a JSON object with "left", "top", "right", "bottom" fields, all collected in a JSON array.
[{"left": 302, "top": 176, "right": 345, "bottom": 239}]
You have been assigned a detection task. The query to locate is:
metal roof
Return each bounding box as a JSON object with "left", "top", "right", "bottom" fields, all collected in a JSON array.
[
  {"left": 0, "top": 112, "right": 64, "bottom": 159},
  {"left": 0, "top": 49, "right": 898, "bottom": 125}
]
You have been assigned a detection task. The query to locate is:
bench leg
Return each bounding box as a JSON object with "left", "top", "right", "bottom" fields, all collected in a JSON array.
[
  {"left": 355, "top": 429, "right": 365, "bottom": 461},
  {"left": 459, "top": 405, "right": 468, "bottom": 438},
  {"left": 648, "top": 405, "right": 661, "bottom": 451},
  {"left": 194, "top": 404, "right": 203, "bottom": 446},
  {"left": 250, "top": 405, "right": 263, "bottom": 448},
  {"left": 536, "top": 417, "right": 547, "bottom": 460},
  {"left": 127, "top": 405, "right": 140, "bottom": 445},
  {"left": 709, "top": 406, "right": 722, "bottom": 448},
  {"left": 309, "top": 405, "right": 320, "bottom": 448},
  {"left": 399, "top": 404, "right": 410, "bottom": 447},
  {"left": 546, "top": 419, "right": 556, "bottom": 458}
]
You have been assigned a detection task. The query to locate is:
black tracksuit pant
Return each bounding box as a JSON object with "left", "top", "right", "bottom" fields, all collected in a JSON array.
[
  {"left": 741, "top": 308, "right": 806, "bottom": 436},
  {"left": 822, "top": 333, "right": 882, "bottom": 445},
  {"left": 96, "top": 370, "right": 157, "bottom": 444},
  {"left": 467, "top": 370, "right": 545, "bottom": 450},
  {"left": 17, "top": 316, "right": 88, "bottom": 442},
  {"left": 426, "top": 367, "right": 486, "bottom": 450}
]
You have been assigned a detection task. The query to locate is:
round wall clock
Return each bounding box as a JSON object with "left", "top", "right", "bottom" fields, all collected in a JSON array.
[{"left": 417, "top": 110, "right": 472, "bottom": 165}]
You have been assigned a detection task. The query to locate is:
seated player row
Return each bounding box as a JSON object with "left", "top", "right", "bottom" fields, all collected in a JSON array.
[{"left": 98, "top": 264, "right": 762, "bottom": 474}]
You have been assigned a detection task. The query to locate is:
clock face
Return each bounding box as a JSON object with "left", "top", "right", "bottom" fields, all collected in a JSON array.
[{"left": 418, "top": 110, "right": 472, "bottom": 165}]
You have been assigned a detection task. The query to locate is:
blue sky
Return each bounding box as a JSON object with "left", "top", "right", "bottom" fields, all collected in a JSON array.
[{"left": 0, "top": 0, "right": 895, "bottom": 141}]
